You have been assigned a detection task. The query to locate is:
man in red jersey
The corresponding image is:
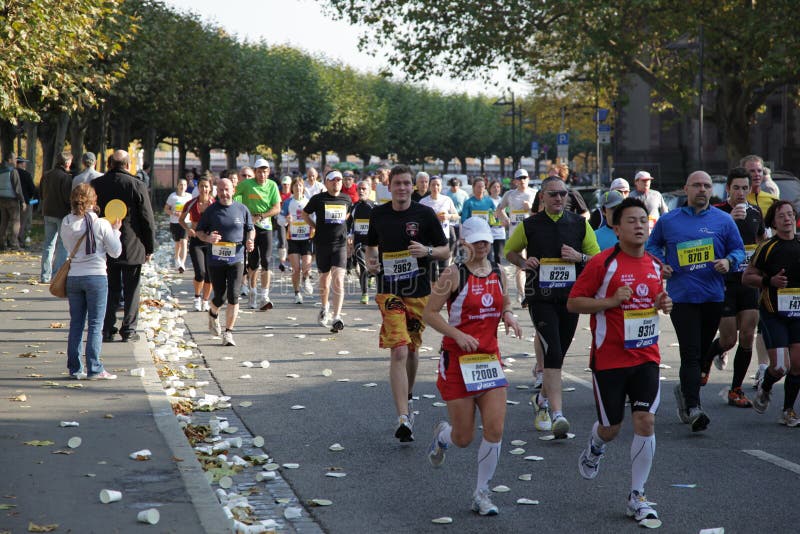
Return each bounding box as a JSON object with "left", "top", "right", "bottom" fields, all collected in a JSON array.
[{"left": 567, "top": 197, "right": 672, "bottom": 528}]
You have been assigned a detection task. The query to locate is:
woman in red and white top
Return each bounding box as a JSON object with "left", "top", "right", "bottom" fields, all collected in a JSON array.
[
  {"left": 179, "top": 176, "right": 215, "bottom": 311},
  {"left": 422, "top": 217, "right": 521, "bottom": 517},
  {"left": 278, "top": 177, "right": 314, "bottom": 303}
]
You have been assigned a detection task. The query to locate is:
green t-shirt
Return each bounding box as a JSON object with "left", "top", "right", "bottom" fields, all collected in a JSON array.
[{"left": 234, "top": 179, "right": 280, "bottom": 230}]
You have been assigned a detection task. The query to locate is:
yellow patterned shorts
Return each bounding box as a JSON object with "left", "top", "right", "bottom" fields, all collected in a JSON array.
[{"left": 375, "top": 294, "right": 428, "bottom": 351}]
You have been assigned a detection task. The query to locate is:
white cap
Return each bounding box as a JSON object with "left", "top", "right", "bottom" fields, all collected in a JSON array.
[
  {"left": 325, "top": 170, "right": 343, "bottom": 181},
  {"left": 609, "top": 178, "right": 630, "bottom": 191},
  {"left": 514, "top": 169, "right": 529, "bottom": 179},
  {"left": 253, "top": 158, "right": 270, "bottom": 169},
  {"left": 634, "top": 170, "right": 653, "bottom": 181},
  {"left": 281, "top": 176, "right": 292, "bottom": 185},
  {"left": 460, "top": 217, "right": 494, "bottom": 244}
]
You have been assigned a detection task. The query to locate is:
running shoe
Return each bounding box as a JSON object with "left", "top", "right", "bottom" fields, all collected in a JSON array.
[
  {"left": 471, "top": 488, "right": 499, "bottom": 516},
  {"left": 208, "top": 312, "right": 221, "bottom": 337},
  {"left": 304, "top": 276, "right": 313, "bottom": 296},
  {"left": 626, "top": 491, "right": 659, "bottom": 524},
  {"left": 248, "top": 291, "right": 257, "bottom": 310},
  {"left": 240, "top": 284, "right": 249, "bottom": 297},
  {"left": 713, "top": 351, "right": 728, "bottom": 371},
  {"left": 578, "top": 436, "right": 606, "bottom": 480},
  {"left": 360, "top": 294, "right": 369, "bottom": 305},
  {"left": 407, "top": 398, "right": 416, "bottom": 428},
  {"left": 331, "top": 317, "right": 344, "bottom": 333},
  {"left": 753, "top": 364, "right": 767, "bottom": 390},
  {"left": 532, "top": 394, "right": 552, "bottom": 431},
  {"left": 727, "top": 387, "right": 752, "bottom": 408},
  {"left": 688, "top": 406, "right": 710, "bottom": 432},
  {"left": 202, "top": 300, "right": 210, "bottom": 311},
  {"left": 368, "top": 277, "right": 376, "bottom": 290},
  {"left": 533, "top": 370, "right": 544, "bottom": 390},
  {"left": 70, "top": 372, "right": 88, "bottom": 380},
  {"left": 752, "top": 386, "right": 771, "bottom": 414},
  {"left": 222, "top": 330, "right": 235, "bottom": 346},
  {"left": 260, "top": 297, "right": 274, "bottom": 311},
  {"left": 89, "top": 370, "right": 117, "bottom": 380},
  {"left": 674, "top": 384, "right": 690, "bottom": 424},
  {"left": 318, "top": 309, "right": 331, "bottom": 328},
  {"left": 427, "top": 421, "right": 449, "bottom": 467},
  {"left": 294, "top": 292, "right": 303, "bottom": 304},
  {"left": 700, "top": 372, "right": 709, "bottom": 386},
  {"left": 552, "top": 415, "right": 570, "bottom": 439},
  {"left": 193, "top": 296, "right": 202, "bottom": 312},
  {"left": 178, "top": 264, "right": 185, "bottom": 274},
  {"left": 395, "top": 415, "right": 414, "bottom": 442},
  {"left": 278, "top": 262, "right": 286, "bottom": 272},
  {"left": 778, "top": 409, "right": 800, "bottom": 427}
]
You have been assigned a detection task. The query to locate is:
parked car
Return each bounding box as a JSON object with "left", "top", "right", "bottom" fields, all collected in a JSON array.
[{"left": 772, "top": 171, "right": 800, "bottom": 217}]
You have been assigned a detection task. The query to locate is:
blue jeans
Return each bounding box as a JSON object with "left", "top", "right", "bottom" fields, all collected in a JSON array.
[
  {"left": 66, "top": 275, "right": 108, "bottom": 376},
  {"left": 41, "top": 215, "right": 67, "bottom": 282}
]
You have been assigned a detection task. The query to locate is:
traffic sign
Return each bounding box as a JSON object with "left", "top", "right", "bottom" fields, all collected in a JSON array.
[
  {"left": 531, "top": 141, "right": 539, "bottom": 159},
  {"left": 557, "top": 133, "right": 569, "bottom": 146},
  {"left": 598, "top": 124, "right": 611, "bottom": 144}
]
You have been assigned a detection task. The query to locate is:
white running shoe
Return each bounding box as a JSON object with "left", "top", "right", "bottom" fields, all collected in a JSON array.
[
  {"left": 240, "top": 284, "right": 249, "bottom": 297},
  {"left": 193, "top": 296, "right": 202, "bottom": 312},
  {"left": 753, "top": 364, "right": 767, "bottom": 390},
  {"left": 394, "top": 415, "right": 414, "bottom": 442},
  {"left": 532, "top": 394, "right": 551, "bottom": 431},
  {"left": 208, "top": 313, "right": 221, "bottom": 337},
  {"left": 331, "top": 316, "right": 344, "bottom": 333},
  {"left": 471, "top": 488, "right": 499, "bottom": 516},
  {"left": 202, "top": 300, "right": 210, "bottom": 311},
  {"left": 222, "top": 330, "right": 235, "bottom": 346},
  {"left": 552, "top": 415, "right": 570, "bottom": 439},
  {"left": 713, "top": 352, "right": 728, "bottom": 371},
  {"left": 533, "top": 370, "right": 544, "bottom": 390},
  {"left": 753, "top": 386, "right": 771, "bottom": 414},
  {"left": 260, "top": 297, "right": 273, "bottom": 311},
  {"left": 248, "top": 291, "right": 257, "bottom": 309},
  {"left": 779, "top": 409, "right": 800, "bottom": 427},
  {"left": 427, "top": 421, "right": 449, "bottom": 467},
  {"left": 318, "top": 309, "right": 331, "bottom": 327},
  {"left": 304, "top": 277, "right": 313, "bottom": 296},
  {"left": 578, "top": 436, "right": 605, "bottom": 480},
  {"left": 626, "top": 491, "right": 659, "bottom": 525},
  {"left": 294, "top": 293, "right": 303, "bottom": 304}
]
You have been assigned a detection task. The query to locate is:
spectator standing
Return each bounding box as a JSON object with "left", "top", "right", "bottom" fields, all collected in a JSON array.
[
  {"left": 0, "top": 152, "right": 25, "bottom": 251},
  {"left": 15, "top": 156, "right": 36, "bottom": 248},
  {"left": 39, "top": 152, "right": 73, "bottom": 282},
  {"left": 71, "top": 152, "right": 102, "bottom": 190},
  {"left": 629, "top": 171, "right": 668, "bottom": 230}
]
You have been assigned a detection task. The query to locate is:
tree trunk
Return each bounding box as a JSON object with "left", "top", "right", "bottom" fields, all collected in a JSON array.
[
  {"left": 499, "top": 156, "right": 506, "bottom": 178},
  {"left": 178, "top": 137, "right": 187, "bottom": 179},
  {"left": 69, "top": 113, "right": 86, "bottom": 165},
  {"left": 458, "top": 156, "right": 468, "bottom": 174},
  {"left": 225, "top": 149, "right": 238, "bottom": 170},
  {"left": 0, "top": 119, "right": 16, "bottom": 159},
  {"left": 272, "top": 148, "right": 283, "bottom": 176},
  {"left": 24, "top": 122, "right": 38, "bottom": 180},
  {"left": 479, "top": 156, "right": 485, "bottom": 175},
  {"left": 198, "top": 145, "right": 211, "bottom": 173},
  {"left": 320, "top": 152, "right": 327, "bottom": 171},
  {"left": 357, "top": 153, "right": 370, "bottom": 173},
  {"left": 296, "top": 152, "right": 308, "bottom": 174},
  {"left": 442, "top": 159, "right": 450, "bottom": 174},
  {"left": 53, "top": 112, "right": 70, "bottom": 169}
]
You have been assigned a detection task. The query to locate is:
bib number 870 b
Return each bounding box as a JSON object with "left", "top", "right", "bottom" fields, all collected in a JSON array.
[{"left": 687, "top": 250, "right": 709, "bottom": 263}]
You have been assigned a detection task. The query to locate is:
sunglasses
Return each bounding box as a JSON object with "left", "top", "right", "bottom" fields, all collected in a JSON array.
[{"left": 546, "top": 191, "right": 568, "bottom": 198}]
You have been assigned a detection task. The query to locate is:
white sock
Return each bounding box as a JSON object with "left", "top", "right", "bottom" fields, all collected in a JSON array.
[
  {"left": 630, "top": 433, "right": 655, "bottom": 494},
  {"left": 262, "top": 289, "right": 269, "bottom": 299},
  {"left": 436, "top": 422, "right": 453, "bottom": 448},
  {"left": 590, "top": 421, "right": 607, "bottom": 450},
  {"left": 476, "top": 438, "right": 501, "bottom": 492}
]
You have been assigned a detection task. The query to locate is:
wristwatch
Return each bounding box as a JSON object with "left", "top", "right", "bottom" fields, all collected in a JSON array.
[
  {"left": 427, "top": 246, "right": 433, "bottom": 257},
  {"left": 581, "top": 253, "right": 587, "bottom": 263}
]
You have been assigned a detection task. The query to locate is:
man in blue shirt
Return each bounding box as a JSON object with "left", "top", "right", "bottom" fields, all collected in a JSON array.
[
  {"left": 595, "top": 190, "right": 624, "bottom": 251},
  {"left": 646, "top": 171, "right": 745, "bottom": 433}
]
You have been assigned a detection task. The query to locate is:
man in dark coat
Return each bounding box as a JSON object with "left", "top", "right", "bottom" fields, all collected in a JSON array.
[{"left": 92, "top": 150, "right": 156, "bottom": 342}]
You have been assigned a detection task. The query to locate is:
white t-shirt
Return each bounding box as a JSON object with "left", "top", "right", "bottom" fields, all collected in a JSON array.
[
  {"left": 498, "top": 187, "right": 537, "bottom": 233},
  {"left": 420, "top": 195, "right": 457, "bottom": 234},
  {"left": 375, "top": 183, "right": 392, "bottom": 205},
  {"left": 304, "top": 181, "right": 324, "bottom": 198},
  {"left": 166, "top": 192, "right": 193, "bottom": 224}
]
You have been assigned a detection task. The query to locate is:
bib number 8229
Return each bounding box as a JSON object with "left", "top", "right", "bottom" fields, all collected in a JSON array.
[{"left": 549, "top": 270, "right": 570, "bottom": 281}]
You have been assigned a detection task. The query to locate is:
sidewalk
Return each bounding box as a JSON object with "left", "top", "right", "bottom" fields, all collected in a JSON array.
[{"left": 0, "top": 249, "right": 229, "bottom": 533}]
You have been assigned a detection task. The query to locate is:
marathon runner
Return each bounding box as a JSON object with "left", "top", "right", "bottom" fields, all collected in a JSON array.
[
  {"left": 366, "top": 165, "right": 449, "bottom": 442},
  {"left": 568, "top": 197, "right": 671, "bottom": 529},
  {"left": 423, "top": 216, "right": 522, "bottom": 517},
  {"left": 420, "top": 176, "right": 459, "bottom": 282},
  {"left": 348, "top": 180, "right": 374, "bottom": 305},
  {"left": 195, "top": 178, "right": 254, "bottom": 347},
  {"left": 279, "top": 177, "right": 313, "bottom": 304},
  {"left": 178, "top": 176, "right": 215, "bottom": 311},
  {"left": 302, "top": 170, "right": 352, "bottom": 332},
  {"left": 505, "top": 176, "right": 600, "bottom": 438},
  {"left": 164, "top": 177, "right": 192, "bottom": 273},
  {"left": 743, "top": 200, "right": 800, "bottom": 426},
  {"left": 495, "top": 168, "right": 537, "bottom": 307}
]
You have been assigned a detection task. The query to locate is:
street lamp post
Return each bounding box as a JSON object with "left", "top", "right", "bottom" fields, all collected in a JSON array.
[{"left": 494, "top": 91, "right": 516, "bottom": 171}]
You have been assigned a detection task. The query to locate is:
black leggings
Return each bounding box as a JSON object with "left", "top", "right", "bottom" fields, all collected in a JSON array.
[
  {"left": 247, "top": 227, "right": 273, "bottom": 271},
  {"left": 528, "top": 300, "right": 579, "bottom": 369},
  {"left": 188, "top": 238, "right": 210, "bottom": 283},
  {"left": 671, "top": 301, "right": 724, "bottom": 409},
  {"left": 491, "top": 239, "right": 505, "bottom": 264},
  {"left": 210, "top": 262, "right": 245, "bottom": 307}
]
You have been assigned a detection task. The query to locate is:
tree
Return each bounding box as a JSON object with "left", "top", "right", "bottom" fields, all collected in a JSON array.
[{"left": 322, "top": 0, "right": 800, "bottom": 165}]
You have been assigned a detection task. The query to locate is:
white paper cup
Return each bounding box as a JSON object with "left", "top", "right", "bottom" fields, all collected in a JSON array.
[
  {"left": 228, "top": 437, "right": 242, "bottom": 448},
  {"left": 219, "top": 475, "right": 233, "bottom": 489},
  {"left": 255, "top": 471, "right": 276, "bottom": 482},
  {"left": 129, "top": 368, "right": 145, "bottom": 377},
  {"left": 252, "top": 436, "right": 265, "bottom": 448},
  {"left": 99, "top": 489, "right": 122, "bottom": 503},
  {"left": 67, "top": 437, "right": 82, "bottom": 449},
  {"left": 137, "top": 508, "right": 160, "bottom": 525}
]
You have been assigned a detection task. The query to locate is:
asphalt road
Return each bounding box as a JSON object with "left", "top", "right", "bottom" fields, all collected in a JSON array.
[{"left": 172, "top": 266, "right": 798, "bottom": 534}]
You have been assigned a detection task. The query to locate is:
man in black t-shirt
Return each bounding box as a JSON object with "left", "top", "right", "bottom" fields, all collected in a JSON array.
[
  {"left": 366, "top": 165, "right": 449, "bottom": 442},
  {"left": 348, "top": 180, "right": 375, "bottom": 304},
  {"left": 703, "top": 167, "right": 765, "bottom": 407},
  {"left": 303, "top": 170, "right": 352, "bottom": 332}
]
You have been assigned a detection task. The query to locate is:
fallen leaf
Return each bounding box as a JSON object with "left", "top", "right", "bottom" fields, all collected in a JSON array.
[
  {"left": 0, "top": 504, "right": 16, "bottom": 509},
  {"left": 49, "top": 323, "right": 64, "bottom": 329},
  {"left": 51, "top": 449, "right": 74, "bottom": 455},
  {"left": 28, "top": 522, "right": 59, "bottom": 532},
  {"left": 103, "top": 414, "right": 114, "bottom": 419},
  {"left": 17, "top": 353, "right": 36, "bottom": 358},
  {"left": 10, "top": 394, "right": 27, "bottom": 402}
]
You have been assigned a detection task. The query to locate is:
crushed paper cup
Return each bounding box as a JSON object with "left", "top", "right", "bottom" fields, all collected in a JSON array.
[
  {"left": 252, "top": 436, "right": 265, "bottom": 448},
  {"left": 59, "top": 421, "right": 79, "bottom": 427},
  {"left": 218, "top": 476, "right": 233, "bottom": 489},
  {"left": 284, "top": 507, "right": 303, "bottom": 520},
  {"left": 259, "top": 360, "right": 270, "bottom": 368},
  {"left": 129, "top": 449, "right": 152, "bottom": 460},
  {"left": 137, "top": 508, "right": 160, "bottom": 525},
  {"left": 256, "top": 471, "right": 276, "bottom": 482},
  {"left": 67, "top": 437, "right": 82, "bottom": 448},
  {"left": 99, "top": 489, "right": 122, "bottom": 503},
  {"left": 431, "top": 517, "right": 453, "bottom": 524}
]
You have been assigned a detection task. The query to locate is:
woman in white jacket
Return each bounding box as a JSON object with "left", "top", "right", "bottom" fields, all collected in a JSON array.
[{"left": 60, "top": 183, "right": 122, "bottom": 379}]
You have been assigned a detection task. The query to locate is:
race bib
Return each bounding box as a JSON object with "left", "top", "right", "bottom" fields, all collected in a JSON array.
[
  {"left": 472, "top": 210, "right": 490, "bottom": 222},
  {"left": 382, "top": 250, "right": 419, "bottom": 281},
  {"left": 777, "top": 289, "right": 800, "bottom": 318},
  {"left": 324, "top": 203, "right": 346, "bottom": 224},
  {"left": 737, "top": 244, "right": 757, "bottom": 272},
  {"left": 676, "top": 238, "right": 714, "bottom": 269},
  {"left": 289, "top": 221, "right": 310, "bottom": 240},
  {"left": 211, "top": 241, "right": 237, "bottom": 263},
  {"left": 510, "top": 209, "right": 527, "bottom": 225},
  {"left": 354, "top": 219, "right": 369, "bottom": 235},
  {"left": 491, "top": 226, "right": 506, "bottom": 240},
  {"left": 538, "top": 258, "right": 576, "bottom": 288},
  {"left": 174, "top": 201, "right": 186, "bottom": 214},
  {"left": 648, "top": 216, "right": 657, "bottom": 230},
  {"left": 254, "top": 216, "right": 272, "bottom": 230},
  {"left": 623, "top": 307, "right": 659, "bottom": 349},
  {"left": 459, "top": 353, "right": 508, "bottom": 392}
]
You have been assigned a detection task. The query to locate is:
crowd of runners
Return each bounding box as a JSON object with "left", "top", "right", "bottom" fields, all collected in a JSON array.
[{"left": 159, "top": 154, "right": 797, "bottom": 527}]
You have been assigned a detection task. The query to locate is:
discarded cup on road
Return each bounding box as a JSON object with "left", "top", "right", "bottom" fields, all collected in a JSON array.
[
  {"left": 129, "top": 368, "right": 146, "bottom": 377},
  {"left": 99, "top": 489, "right": 122, "bottom": 503},
  {"left": 228, "top": 437, "right": 243, "bottom": 448},
  {"left": 252, "top": 436, "right": 265, "bottom": 448},
  {"left": 256, "top": 471, "right": 276, "bottom": 482},
  {"left": 129, "top": 449, "right": 152, "bottom": 460},
  {"left": 59, "top": 421, "right": 79, "bottom": 427},
  {"left": 67, "top": 437, "right": 82, "bottom": 449},
  {"left": 219, "top": 476, "right": 233, "bottom": 489},
  {"left": 137, "top": 508, "right": 160, "bottom": 525}
]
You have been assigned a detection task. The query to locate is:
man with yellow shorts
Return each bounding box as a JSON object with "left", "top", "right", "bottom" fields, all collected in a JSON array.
[{"left": 367, "top": 164, "right": 449, "bottom": 442}]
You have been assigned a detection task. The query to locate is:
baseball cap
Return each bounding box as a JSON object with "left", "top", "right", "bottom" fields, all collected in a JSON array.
[
  {"left": 609, "top": 178, "right": 630, "bottom": 191},
  {"left": 514, "top": 168, "right": 529, "bottom": 179},
  {"left": 342, "top": 170, "right": 354, "bottom": 178},
  {"left": 634, "top": 170, "right": 653, "bottom": 181},
  {"left": 326, "top": 170, "right": 343, "bottom": 181},
  {"left": 460, "top": 217, "right": 494, "bottom": 244},
  {"left": 82, "top": 152, "right": 96, "bottom": 164},
  {"left": 16, "top": 156, "right": 28, "bottom": 163},
  {"left": 281, "top": 175, "right": 292, "bottom": 185},
  {"left": 253, "top": 157, "right": 270, "bottom": 169},
  {"left": 601, "top": 190, "right": 624, "bottom": 209}
]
